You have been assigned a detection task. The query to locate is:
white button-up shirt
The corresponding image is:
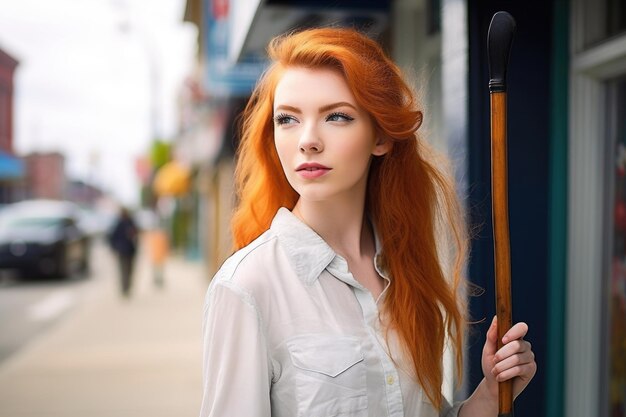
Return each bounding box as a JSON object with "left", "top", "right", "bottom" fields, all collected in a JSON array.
[{"left": 200, "top": 208, "right": 463, "bottom": 417}]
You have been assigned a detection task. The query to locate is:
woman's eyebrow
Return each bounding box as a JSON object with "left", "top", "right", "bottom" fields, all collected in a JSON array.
[
  {"left": 274, "top": 102, "right": 357, "bottom": 114},
  {"left": 274, "top": 104, "right": 301, "bottom": 113},
  {"left": 318, "top": 102, "right": 357, "bottom": 112}
]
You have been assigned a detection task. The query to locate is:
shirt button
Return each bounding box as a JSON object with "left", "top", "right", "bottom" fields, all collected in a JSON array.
[{"left": 387, "top": 375, "right": 395, "bottom": 385}]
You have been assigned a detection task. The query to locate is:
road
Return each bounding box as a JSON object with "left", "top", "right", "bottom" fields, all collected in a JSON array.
[{"left": 0, "top": 239, "right": 110, "bottom": 365}]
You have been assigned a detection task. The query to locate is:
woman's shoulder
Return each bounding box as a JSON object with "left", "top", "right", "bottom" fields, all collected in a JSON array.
[{"left": 209, "top": 229, "right": 282, "bottom": 294}]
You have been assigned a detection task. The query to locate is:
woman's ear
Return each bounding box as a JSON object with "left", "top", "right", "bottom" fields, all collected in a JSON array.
[{"left": 372, "top": 136, "right": 393, "bottom": 156}]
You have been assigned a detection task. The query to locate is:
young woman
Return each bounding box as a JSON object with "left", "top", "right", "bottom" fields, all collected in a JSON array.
[{"left": 200, "top": 27, "right": 536, "bottom": 417}]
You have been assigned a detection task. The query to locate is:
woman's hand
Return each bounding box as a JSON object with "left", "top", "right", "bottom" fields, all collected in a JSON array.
[
  {"left": 455, "top": 316, "right": 537, "bottom": 416},
  {"left": 482, "top": 316, "right": 537, "bottom": 400}
]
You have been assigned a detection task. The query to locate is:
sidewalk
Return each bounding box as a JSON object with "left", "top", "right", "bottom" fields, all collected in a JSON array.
[{"left": 0, "top": 240, "right": 209, "bottom": 417}]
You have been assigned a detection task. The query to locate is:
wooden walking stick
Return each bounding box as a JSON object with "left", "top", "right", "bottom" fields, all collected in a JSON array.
[{"left": 487, "top": 11, "right": 516, "bottom": 417}]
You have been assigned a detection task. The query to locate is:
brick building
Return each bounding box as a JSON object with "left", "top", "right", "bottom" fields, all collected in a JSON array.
[
  {"left": 22, "top": 152, "right": 66, "bottom": 200},
  {"left": 0, "top": 45, "right": 23, "bottom": 204}
]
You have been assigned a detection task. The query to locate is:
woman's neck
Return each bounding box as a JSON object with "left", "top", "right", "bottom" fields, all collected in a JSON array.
[{"left": 292, "top": 197, "right": 374, "bottom": 263}]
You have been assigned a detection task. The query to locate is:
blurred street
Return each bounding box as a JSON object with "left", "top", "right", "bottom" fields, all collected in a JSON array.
[
  {"left": 0, "top": 236, "right": 206, "bottom": 417},
  {"left": 0, "top": 261, "right": 98, "bottom": 365}
]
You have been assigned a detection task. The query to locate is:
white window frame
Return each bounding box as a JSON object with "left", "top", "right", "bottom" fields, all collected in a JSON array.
[{"left": 567, "top": 1, "right": 626, "bottom": 416}]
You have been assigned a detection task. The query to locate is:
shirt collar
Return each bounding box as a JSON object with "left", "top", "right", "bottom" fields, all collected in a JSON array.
[
  {"left": 271, "top": 207, "right": 336, "bottom": 285},
  {"left": 270, "top": 207, "right": 390, "bottom": 285}
]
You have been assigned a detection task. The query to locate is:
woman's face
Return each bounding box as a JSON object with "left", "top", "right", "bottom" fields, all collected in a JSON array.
[{"left": 273, "top": 67, "right": 389, "bottom": 204}]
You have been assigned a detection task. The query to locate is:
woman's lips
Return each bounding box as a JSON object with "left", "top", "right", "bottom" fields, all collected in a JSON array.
[{"left": 296, "top": 163, "right": 331, "bottom": 179}]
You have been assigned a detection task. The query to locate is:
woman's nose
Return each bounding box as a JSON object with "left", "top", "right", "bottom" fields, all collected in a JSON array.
[{"left": 298, "top": 125, "right": 323, "bottom": 153}]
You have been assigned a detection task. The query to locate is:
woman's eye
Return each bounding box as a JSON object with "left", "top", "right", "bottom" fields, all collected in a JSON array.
[
  {"left": 326, "top": 112, "right": 354, "bottom": 122},
  {"left": 274, "top": 113, "right": 298, "bottom": 125}
]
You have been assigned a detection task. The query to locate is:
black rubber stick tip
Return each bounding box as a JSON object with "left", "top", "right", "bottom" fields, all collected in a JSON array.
[{"left": 487, "top": 11, "right": 516, "bottom": 93}]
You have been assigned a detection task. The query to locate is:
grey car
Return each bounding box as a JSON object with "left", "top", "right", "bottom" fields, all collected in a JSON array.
[{"left": 0, "top": 200, "right": 90, "bottom": 279}]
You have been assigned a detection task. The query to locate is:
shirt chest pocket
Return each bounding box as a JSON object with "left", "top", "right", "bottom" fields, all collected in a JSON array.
[{"left": 286, "top": 334, "right": 368, "bottom": 417}]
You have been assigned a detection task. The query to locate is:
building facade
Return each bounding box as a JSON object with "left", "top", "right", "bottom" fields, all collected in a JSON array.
[
  {"left": 0, "top": 47, "right": 17, "bottom": 155},
  {"left": 0, "top": 45, "right": 23, "bottom": 204}
]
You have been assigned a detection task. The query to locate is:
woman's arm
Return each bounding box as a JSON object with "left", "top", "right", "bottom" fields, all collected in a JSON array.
[
  {"left": 200, "top": 283, "right": 272, "bottom": 417},
  {"left": 458, "top": 317, "right": 537, "bottom": 417}
]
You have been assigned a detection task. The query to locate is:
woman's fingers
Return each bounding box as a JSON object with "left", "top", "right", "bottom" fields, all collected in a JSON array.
[
  {"left": 483, "top": 316, "right": 498, "bottom": 356},
  {"left": 491, "top": 343, "right": 535, "bottom": 380},
  {"left": 481, "top": 318, "right": 537, "bottom": 399},
  {"left": 492, "top": 330, "right": 537, "bottom": 398},
  {"left": 494, "top": 339, "right": 532, "bottom": 362},
  {"left": 494, "top": 362, "right": 537, "bottom": 383},
  {"left": 501, "top": 321, "right": 528, "bottom": 344}
]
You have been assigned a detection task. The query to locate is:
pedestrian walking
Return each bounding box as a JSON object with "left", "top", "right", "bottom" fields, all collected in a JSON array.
[
  {"left": 108, "top": 207, "right": 139, "bottom": 298},
  {"left": 147, "top": 227, "right": 169, "bottom": 288},
  {"left": 200, "top": 27, "right": 536, "bottom": 417}
]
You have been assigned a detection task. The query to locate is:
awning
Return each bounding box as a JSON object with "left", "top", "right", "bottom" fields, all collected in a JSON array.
[
  {"left": 152, "top": 161, "right": 191, "bottom": 196},
  {"left": 0, "top": 151, "right": 24, "bottom": 180},
  {"left": 229, "top": 0, "right": 390, "bottom": 62}
]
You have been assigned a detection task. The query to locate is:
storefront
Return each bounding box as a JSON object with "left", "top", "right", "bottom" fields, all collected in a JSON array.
[{"left": 567, "top": 0, "right": 626, "bottom": 416}]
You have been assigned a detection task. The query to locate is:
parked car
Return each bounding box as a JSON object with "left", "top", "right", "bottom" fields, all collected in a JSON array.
[{"left": 0, "top": 200, "right": 91, "bottom": 279}]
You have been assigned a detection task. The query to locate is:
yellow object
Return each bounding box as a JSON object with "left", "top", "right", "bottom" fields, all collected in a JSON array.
[{"left": 153, "top": 161, "right": 191, "bottom": 196}]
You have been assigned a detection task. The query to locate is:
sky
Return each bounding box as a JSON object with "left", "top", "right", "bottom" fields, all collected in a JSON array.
[{"left": 0, "top": 0, "right": 197, "bottom": 205}]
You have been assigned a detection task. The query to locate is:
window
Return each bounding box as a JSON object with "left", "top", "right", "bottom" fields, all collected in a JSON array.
[{"left": 569, "top": 1, "right": 626, "bottom": 416}]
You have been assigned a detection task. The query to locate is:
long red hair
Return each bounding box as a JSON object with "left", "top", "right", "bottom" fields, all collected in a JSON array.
[{"left": 231, "top": 27, "right": 467, "bottom": 409}]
